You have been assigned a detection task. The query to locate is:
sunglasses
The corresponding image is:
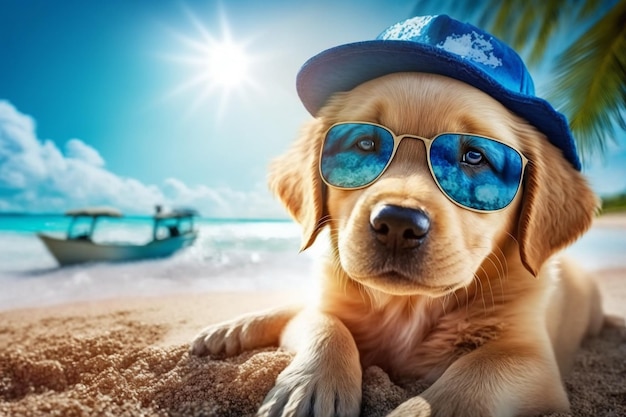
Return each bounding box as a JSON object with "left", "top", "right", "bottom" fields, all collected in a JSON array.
[{"left": 319, "top": 122, "right": 528, "bottom": 212}]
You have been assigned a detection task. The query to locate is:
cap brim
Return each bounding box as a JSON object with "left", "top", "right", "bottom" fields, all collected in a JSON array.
[{"left": 297, "top": 40, "right": 581, "bottom": 170}]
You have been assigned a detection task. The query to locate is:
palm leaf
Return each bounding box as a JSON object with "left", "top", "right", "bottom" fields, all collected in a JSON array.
[
  {"left": 477, "top": 0, "right": 589, "bottom": 66},
  {"left": 578, "top": 0, "right": 609, "bottom": 18},
  {"left": 489, "top": 1, "right": 518, "bottom": 41},
  {"left": 549, "top": 0, "right": 626, "bottom": 163},
  {"left": 525, "top": 1, "right": 564, "bottom": 65}
]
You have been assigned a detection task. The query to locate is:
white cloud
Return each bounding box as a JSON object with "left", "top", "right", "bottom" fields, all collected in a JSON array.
[
  {"left": 0, "top": 102, "right": 47, "bottom": 188},
  {"left": 0, "top": 100, "right": 285, "bottom": 218},
  {"left": 161, "top": 178, "right": 284, "bottom": 218},
  {"left": 65, "top": 138, "right": 105, "bottom": 167}
]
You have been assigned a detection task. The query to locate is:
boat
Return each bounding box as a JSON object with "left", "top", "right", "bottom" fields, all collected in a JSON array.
[{"left": 37, "top": 206, "right": 199, "bottom": 266}]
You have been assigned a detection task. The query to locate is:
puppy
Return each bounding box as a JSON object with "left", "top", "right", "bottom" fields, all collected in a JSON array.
[{"left": 191, "top": 73, "right": 603, "bottom": 417}]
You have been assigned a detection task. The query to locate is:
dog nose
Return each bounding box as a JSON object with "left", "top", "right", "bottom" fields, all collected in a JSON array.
[{"left": 370, "top": 204, "right": 430, "bottom": 249}]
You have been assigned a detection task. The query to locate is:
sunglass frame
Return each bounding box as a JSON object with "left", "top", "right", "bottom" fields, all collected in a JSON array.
[{"left": 319, "top": 121, "right": 529, "bottom": 213}]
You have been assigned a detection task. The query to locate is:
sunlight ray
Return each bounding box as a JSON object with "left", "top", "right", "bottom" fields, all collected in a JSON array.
[{"left": 159, "top": 8, "right": 262, "bottom": 120}]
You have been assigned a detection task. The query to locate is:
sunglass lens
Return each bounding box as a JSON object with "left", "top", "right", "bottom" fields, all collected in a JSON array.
[
  {"left": 321, "top": 123, "right": 395, "bottom": 188},
  {"left": 430, "top": 134, "right": 524, "bottom": 211}
]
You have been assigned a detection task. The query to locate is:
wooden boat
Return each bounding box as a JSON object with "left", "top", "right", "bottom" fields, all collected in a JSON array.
[{"left": 38, "top": 206, "right": 198, "bottom": 266}]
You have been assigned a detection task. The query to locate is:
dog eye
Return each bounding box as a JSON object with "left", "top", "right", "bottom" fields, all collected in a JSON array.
[
  {"left": 462, "top": 149, "right": 484, "bottom": 165},
  {"left": 356, "top": 138, "right": 376, "bottom": 152}
]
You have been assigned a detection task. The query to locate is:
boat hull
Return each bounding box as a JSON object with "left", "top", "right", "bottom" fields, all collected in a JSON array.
[{"left": 38, "top": 233, "right": 197, "bottom": 266}]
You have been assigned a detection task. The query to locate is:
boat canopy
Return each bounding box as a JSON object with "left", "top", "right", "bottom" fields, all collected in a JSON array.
[
  {"left": 65, "top": 207, "right": 123, "bottom": 218},
  {"left": 154, "top": 208, "right": 199, "bottom": 219}
]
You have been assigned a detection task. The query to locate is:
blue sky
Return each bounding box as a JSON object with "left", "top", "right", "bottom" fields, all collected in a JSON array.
[{"left": 1, "top": 0, "right": 624, "bottom": 217}]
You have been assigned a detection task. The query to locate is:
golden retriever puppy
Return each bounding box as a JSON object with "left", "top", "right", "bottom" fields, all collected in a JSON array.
[{"left": 190, "top": 72, "right": 603, "bottom": 417}]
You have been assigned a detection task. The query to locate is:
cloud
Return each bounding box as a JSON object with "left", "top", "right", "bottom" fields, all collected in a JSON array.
[
  {"left": 0, "top": 100, "right": 285, "bottom": 218},
  {"left": 65, "top": 138, "right": 105, "bottom": 167},
  {"left": 161, "top": 178, "right": 284, "bottom": 218}
]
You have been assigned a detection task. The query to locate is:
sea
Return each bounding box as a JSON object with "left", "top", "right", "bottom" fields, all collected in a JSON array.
[{"left": 0, "top": 213, "right": 624, "bottom": 311}]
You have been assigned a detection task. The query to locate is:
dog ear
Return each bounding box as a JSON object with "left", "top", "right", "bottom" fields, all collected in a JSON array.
[
  {"left": 517, "top": 132, "right": 600, "bottom": 276},
  {"left": 268, "top": 120, "right": 327, "bottom": 251}
]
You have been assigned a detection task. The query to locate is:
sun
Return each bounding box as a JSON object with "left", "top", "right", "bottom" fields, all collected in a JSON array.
[
  {"left": 160, "top": 8, "right": 260, "bottom": 118},
  {"left": 205, "top": 39, "right": 250, "bottom": 89}
]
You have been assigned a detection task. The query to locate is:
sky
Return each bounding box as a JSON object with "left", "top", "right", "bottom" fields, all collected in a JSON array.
[{"left": 1, "top": 0, "right": 624, "bottom": 218}]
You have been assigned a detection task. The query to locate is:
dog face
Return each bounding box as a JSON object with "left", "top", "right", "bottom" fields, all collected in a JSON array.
[
  {"left": 269, "top": 72, "right": 598, "bottom": 297},
  {"left": 322, "top": 73, "right": 526, "bottom": 296}
]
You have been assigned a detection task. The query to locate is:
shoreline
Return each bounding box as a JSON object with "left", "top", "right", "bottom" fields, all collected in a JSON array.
[
  {"left": 0, "top": 212, "right": 623, "bottom": 314},
  {"left": 593, "top": 211, "right": 626, "bottom": 227}
]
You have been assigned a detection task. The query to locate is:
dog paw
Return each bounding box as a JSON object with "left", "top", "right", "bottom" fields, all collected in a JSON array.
[
  {"left": 190, "top": 307, "right": 299, "bottom": 358},
  {"left": 189, "top": 319, "right": 253, "bottom": 357},
  {"left": 388, "top": 394, "right": 501, "bottom": 417},
  {"left": 256, "top": 358, "right": 361, "bottom": 417},
  {"left": 386, "top": 396, "right": 432, "bottom": 417}
]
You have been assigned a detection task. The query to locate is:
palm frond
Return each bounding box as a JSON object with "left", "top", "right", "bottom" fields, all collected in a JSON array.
[
  {"left": 480, "top": 0, "right": 587, "bottom": 66},
  {"left": 549, "top": 0, "right": 626, "bottom": 163},
  {"left": 472, "top": 0, "right": 501, "bottom": 27},
  {"left": 489, "top": 0, "right": 518, "bottom": 41},
  {"left": 578, "top": 0, "right": 608, "bottom": 19},
  {"left": 525, "top": 1, "right": 564, "bottom": 65},
  {"left": 510, "top": 3, "right": 539, "bottom": 52}
]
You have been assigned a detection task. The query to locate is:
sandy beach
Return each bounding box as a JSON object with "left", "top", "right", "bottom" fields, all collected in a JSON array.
[{"left": 1, "top": 215, "right": 625, "bottom": 417}]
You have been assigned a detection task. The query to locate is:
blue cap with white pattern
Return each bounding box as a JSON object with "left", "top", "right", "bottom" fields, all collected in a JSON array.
[{"left": 296, "top": 15, "right": 581, "bottom": 170}]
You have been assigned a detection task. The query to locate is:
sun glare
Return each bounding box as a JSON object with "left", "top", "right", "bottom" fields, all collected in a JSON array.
[
  {"left": 160, "top": 8, "right": 260, "bottom": 119},
  {"left": 206, "top": 40, "right": 250, "bottom": 88}
]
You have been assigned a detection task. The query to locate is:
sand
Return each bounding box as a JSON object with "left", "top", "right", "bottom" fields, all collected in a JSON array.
[{"left": 1, "top": 215, "right": 625, "bottom": 416}]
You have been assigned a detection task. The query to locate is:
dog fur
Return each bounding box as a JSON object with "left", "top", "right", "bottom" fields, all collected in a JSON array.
[{"left": 190, "top": 73, "right": 603, "bottom": 417}]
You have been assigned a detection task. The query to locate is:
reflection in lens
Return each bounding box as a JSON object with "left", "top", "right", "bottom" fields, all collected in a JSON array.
[
  {"left": 430, "top": 134, "right": 523, "bottom": 211},
  {"left": 320, "top": 124, "right": 394, "bottom": 188}
]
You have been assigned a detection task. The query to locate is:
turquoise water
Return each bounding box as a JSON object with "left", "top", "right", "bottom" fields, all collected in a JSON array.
[
  {"left": 0, "top": 214, "right": 317, "bottom": 310},
  {"left": 0, "top": 213, "right": 72, "bottom": 233},
  {"left": 0, "top": 214, "right": 299, "bottom": 251},
  {"left": 0, "top": 214, "right": 624, "bottom": 311}
]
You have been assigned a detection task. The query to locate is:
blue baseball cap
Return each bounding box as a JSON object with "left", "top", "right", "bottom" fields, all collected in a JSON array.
[{"left": 296, "top": 15, "right": 581, "bottom": 171}]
